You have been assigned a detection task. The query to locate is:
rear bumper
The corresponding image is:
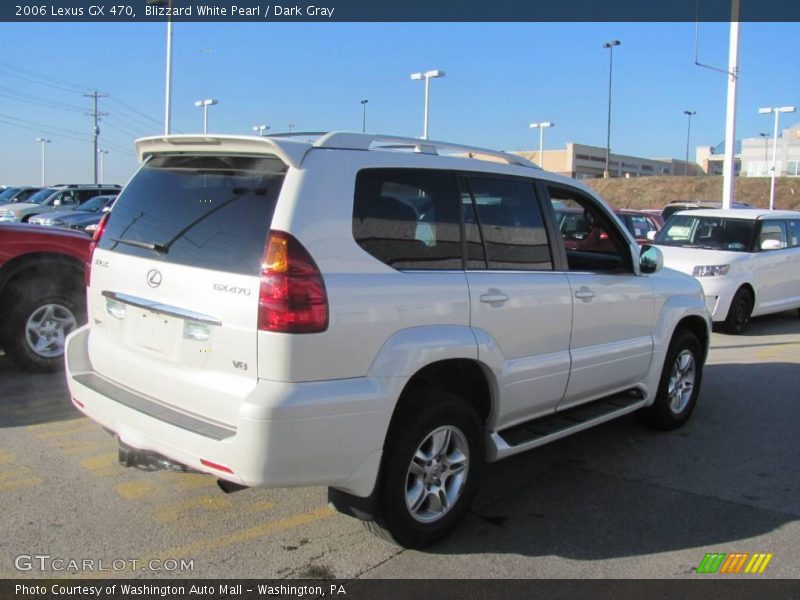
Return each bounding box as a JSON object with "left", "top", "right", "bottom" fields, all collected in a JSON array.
[{"left": 65, "top": 326, "right": 388, "bottom": 496}]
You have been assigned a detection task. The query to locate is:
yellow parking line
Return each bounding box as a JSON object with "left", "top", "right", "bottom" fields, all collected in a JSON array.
[
  {"left": 80, "top": 452, "right": 120, "bottom": 477},
  {"left": 35, "top": 423, "right": 99, "bottom": 439},
  {"left": 154, "top": 495, "right": 232, "bottom": 523},
  {"left": 116, "top": 480, "right": 156, "bottom": 500},
  {"left": 0, "top": 449, "right": 14, "bottom": 465},
  {"left": 61, "top": 441, "right": 116, "bottom": 456},
  {"left": 26, "top": 418, "right": 87, "bottom": 432},
  {"left": 164, "top": 472, "right": 218, "bottom": 490},
  {"left": 245, "top": 500, "right": 276, "bottom": 513},
  {"left": 0, "top": 477, "right": 43, "bottom": 492},
  {"left": 0, "top": 467, "right": 33, "bottom": 482},
  {"left": 149, "top": 505, "right": 334, "bottom": 560}
]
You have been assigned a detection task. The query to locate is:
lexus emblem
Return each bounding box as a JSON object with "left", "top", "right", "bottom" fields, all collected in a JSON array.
[{"left": 146, "top": 269, "right": 162, "bottom": 288}]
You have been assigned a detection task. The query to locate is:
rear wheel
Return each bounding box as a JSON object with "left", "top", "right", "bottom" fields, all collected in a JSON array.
[
  {"left": 638, "top": 329, "right": 703, "bottom": 430},
  {"left": 5, "top": 282, "right": 85, "bottom": 372},
  {"left": 723, "top": 287, "right": 753, "bottom": 335},
  {"left": 366, "top": 389, "right": 484, "bottom": 548}
]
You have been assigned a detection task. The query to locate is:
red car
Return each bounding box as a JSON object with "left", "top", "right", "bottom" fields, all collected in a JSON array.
[
  {"left": 0, "top": 223, "right": 89, "bottom": 371},
  {"left": 556, "top": 207, "right": 664, "bottom": 252}
]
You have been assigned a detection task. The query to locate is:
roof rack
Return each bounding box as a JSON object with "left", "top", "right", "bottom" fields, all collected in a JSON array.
[{"left": 313, "top": 132, "right": 538, "bottom": 168}]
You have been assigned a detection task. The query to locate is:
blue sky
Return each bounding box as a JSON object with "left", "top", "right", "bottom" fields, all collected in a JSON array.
[{"left": 1, "top": 21, "right": 798, "bottom": 185}]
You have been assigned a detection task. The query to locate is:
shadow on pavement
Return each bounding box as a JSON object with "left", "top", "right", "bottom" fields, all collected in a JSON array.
[
  {"left": 430, "top": 360, "right": 799, "bottom": 560},
  {"left": 0, "top": 354, "right": 80, "bottom": 428}
]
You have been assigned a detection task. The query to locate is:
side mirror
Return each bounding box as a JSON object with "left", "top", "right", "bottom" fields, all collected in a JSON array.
[
  {"left": 646, "top": 230, "right": 657, "bottom": 241},
  {"left": 53, "top": 199, "right": 61, "bottom": 207},
  {"left": 640, "top": 244, "right": 663, "bottom": 274},
  {"left": 760, "top": 239, "right": 783, "bottom": 251}
]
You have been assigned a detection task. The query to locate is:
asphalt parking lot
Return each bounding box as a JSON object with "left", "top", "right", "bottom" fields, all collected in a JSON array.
[{"left": 1, "top": 312, "right": 799, "bottom": 580}]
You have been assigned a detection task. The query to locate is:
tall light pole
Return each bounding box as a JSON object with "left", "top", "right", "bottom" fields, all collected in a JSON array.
[
  {"left": 683, "top": 110, "right": 696, "bottom": 176},
  {"left": 758, "top": 105, "right": 796, "bottom": 210},
  {"left": 147, "top": 0, "right": 173, "bottom": 135},
  {"left": 97, "top": 149, "right": 108, "bottom": 184},
  {"left": 758, "top": 132, "right": 769, "bottom": 169},
  {"left": 410, "top": 69, "right": 445, "bottom": 140},
  {"left": 528, "top": 122, "right": 554, "bottom": 169},
  {"left": 35, "top": 138, "right": 50, "bottom": 186},
  {"left": 194, "top": 99, "right": 218, "bottom": 134},
  {"left": 288, "top": 123, "right": 295, "bottom": 133},
  {"left": 360, "top": 99, "right": 368, "bottom": 133},
  {"left": 252, "top": 124, "right": 269, "bottom": 137},
  {"left": 602, "top": 40, "right": 621, "bottom": 178}
]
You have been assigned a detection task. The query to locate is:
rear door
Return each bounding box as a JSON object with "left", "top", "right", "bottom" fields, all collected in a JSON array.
[
  {"left": 754, "top": 219, "right": 793, "bottom": 313},
  {"left": 461, "top": 175, "right": 572, "bottom": 428},
  {"left": 89, "top": 154, "right": 286, "bottom": 427}
]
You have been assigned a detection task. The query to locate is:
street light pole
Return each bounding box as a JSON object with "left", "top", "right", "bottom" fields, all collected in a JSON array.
[
  {"left": 411, "top": 69, "right": 445, "bottom": 140},
  {"left": 758, "top": 133, "right": 769, "bottom": 170},
  {"left": 97, "top": 149, "right": 108, "bottom": 184},
  {"left": 602, "top": 40, "right": 621, "bottom": 178},
  {"left": 759, "top": 105, "right": 797, "bottom": 210},
  {"left": 683, "top": 110, "right": 696, "bottom": 176},
  {"left": 252, "top": 125, "right": 269, "bottom": 136},
  {"left": 528, "top": 122, "right": 554, "bottom": 168},
  {"left": 194, "top": 99, "right": 218, "bottom": 134},
  {"left": 361, "top": 99, "right": 368, "bottom": 133},
  {"left": 35, "top": 138, "right": 50, "bottom": 186}
]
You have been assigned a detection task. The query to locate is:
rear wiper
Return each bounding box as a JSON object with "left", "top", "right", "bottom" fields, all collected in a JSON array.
[{"left": 109, "top": 237, "right": 168, "bottom": 254}]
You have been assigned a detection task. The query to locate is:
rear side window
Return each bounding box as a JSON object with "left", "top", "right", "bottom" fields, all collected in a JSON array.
[
  {"left": 462, "top": 176, "right": 552, "bottom": 270},
  {"left": 353, "top": 169, "right": 461, "bottom": 270},
  {"left": 99, "top": 155, "right": 286, "bottom": 275},
  {"left": 788, "top": 220, "right": 800, "bottom": 247}
]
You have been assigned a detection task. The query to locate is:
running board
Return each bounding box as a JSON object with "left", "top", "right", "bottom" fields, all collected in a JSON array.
[{"left": 488, "top": 389, "right": 648, "bottom": 461}]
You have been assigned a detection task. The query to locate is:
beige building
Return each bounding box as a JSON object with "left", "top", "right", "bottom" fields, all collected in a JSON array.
[
  {"left": 739, "top": 122, "right": 800, "bottom": 177},
  {"left": 695, "top": 141, "right": 742, "bottom": 177},
  {"left": 516, "top": 142, "right": 702, "bottom": 179}
]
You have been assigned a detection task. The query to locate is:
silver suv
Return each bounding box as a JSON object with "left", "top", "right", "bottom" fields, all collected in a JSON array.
[{"left": 66, "top": 132, "right": 710, "bottom": 547}]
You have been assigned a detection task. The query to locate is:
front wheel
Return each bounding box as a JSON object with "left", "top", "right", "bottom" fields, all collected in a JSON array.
[
  {"left": 723, "top": 287, "right": 753, "bottom": 335},
  {"left": 366, "top": 389, "right": 484, "bottom": 548},
  {"left": 638, "top": 329, "right": 703, "bottom": 431}
]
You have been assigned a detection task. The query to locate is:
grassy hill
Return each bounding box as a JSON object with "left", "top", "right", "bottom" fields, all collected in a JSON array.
[{"left": 584, "top": 176, "right": 800, "bottom": 211}]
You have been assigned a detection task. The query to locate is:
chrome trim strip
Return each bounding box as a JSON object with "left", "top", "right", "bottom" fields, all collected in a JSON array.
[{"left": 101, "top": 291, "right": 222, "bottom": 326}]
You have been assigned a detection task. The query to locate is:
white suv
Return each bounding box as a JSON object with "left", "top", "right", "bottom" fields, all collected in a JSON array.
[{"left": 66, "top": 132, "right": 710, "bottom": 548}]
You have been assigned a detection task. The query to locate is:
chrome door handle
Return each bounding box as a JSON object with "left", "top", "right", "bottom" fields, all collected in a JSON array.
[
  {"left": 574, "top": 290, "right": 596, "bottom": 301},
  {"left": 479, "top": 291, "right": 509, "bottom": 304}
]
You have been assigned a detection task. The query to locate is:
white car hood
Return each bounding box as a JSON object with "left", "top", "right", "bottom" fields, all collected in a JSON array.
[{"left": 655, "top": 244, "right": 747, "bottom": 275}]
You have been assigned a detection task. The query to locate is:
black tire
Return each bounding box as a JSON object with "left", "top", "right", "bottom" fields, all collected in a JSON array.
[
  {"left": 4, "top": 282, "right": 85, "bottom": 372},
  {"left": 366, "top": 389, "right": 484, "bottom": 548},
  {"left": 723, "top": 287, "right": 753, "bottom": 335},
  {"left": 638, "top": 329, "right": 703, "bottom": 431}
]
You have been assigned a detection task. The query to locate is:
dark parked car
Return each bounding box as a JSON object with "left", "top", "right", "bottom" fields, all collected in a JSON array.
[
  {"left": 555, "top": 207, "right": 664, "bottom": 252},
  {"left": 29, "top": 195, "right": 117, "bottom": 233},
  {"left": 0, "top": 186, "right": 44, "bottom": 205}
]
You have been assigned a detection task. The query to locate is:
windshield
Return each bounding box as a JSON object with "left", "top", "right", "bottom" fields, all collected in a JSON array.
[
  {"left": 0, "top": 187, "right": 20, "bottom": 201},
  {"left": 77, "top": 195, "right": 114, "bottom": 212},
  {"left": 27, "top": 188, "right": 58, "bottom": 205},
  {"left": 655, "top": 215, "right": 756, "bottom": 252},
  {"left": 99, "top": 155, "right": 286, "bottom": 275}
]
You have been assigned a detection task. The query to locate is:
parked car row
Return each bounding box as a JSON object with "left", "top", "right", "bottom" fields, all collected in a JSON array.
[{"left": 0, "top": 184, "right": 120, "bottom": 225}]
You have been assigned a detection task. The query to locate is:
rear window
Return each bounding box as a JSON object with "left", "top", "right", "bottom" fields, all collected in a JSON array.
[{"left": 99, "top": 155, "right": 286, "bottom": 275}]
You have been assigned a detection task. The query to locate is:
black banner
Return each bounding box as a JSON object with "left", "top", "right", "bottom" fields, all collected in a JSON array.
[
  {"left": 3, "top": 0, "right": 800, "bottom": 23},
  {"left": 4, "top": 579, "right": 800, "bottom": 600}
]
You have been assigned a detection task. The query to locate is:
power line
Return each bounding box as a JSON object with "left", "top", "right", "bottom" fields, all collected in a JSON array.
[
  {"left": 0, "top": 88, "right": 86, "bottom": 113},
  {"left": 0, "top": 59, "right": 93, "bottom": 93}
]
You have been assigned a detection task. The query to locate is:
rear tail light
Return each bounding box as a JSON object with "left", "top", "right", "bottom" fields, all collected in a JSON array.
[
  {"left": 258, "top": 231, "right": 328, "bottom": 333},
  {"left": 85, "top": 212, "right": 110, "bottom": 287},
  {"left": 200, "top": 458, "right": 234, "bottom": 474},
  {"left": 599, "top": 231, "right": 609, "bottom": 240}
]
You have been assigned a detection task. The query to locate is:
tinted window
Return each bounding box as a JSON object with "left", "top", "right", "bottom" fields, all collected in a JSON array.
[
  {"left": 99, "top": 155, "right": 286, "bottom": 275},
  {"left": 27, "top": 188, "right": 57, "bottom": 204},
  {"left": 656, "top": 215, "right": 756, "bottom": 252},
  {"left": 353, "top": 169, "right": 461, "bottom": 270},
  {"left": 464, "top": 177, "right": 551, "bottom": 270},
  {"left": 548, "top": 186, "right": 631, "bottom": 272},
  {"left": 626, "top": 215, "right": 658, "bottom": 239},
  {"left": 788, "top": 220, "right": 800, "bottom": 248}
]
